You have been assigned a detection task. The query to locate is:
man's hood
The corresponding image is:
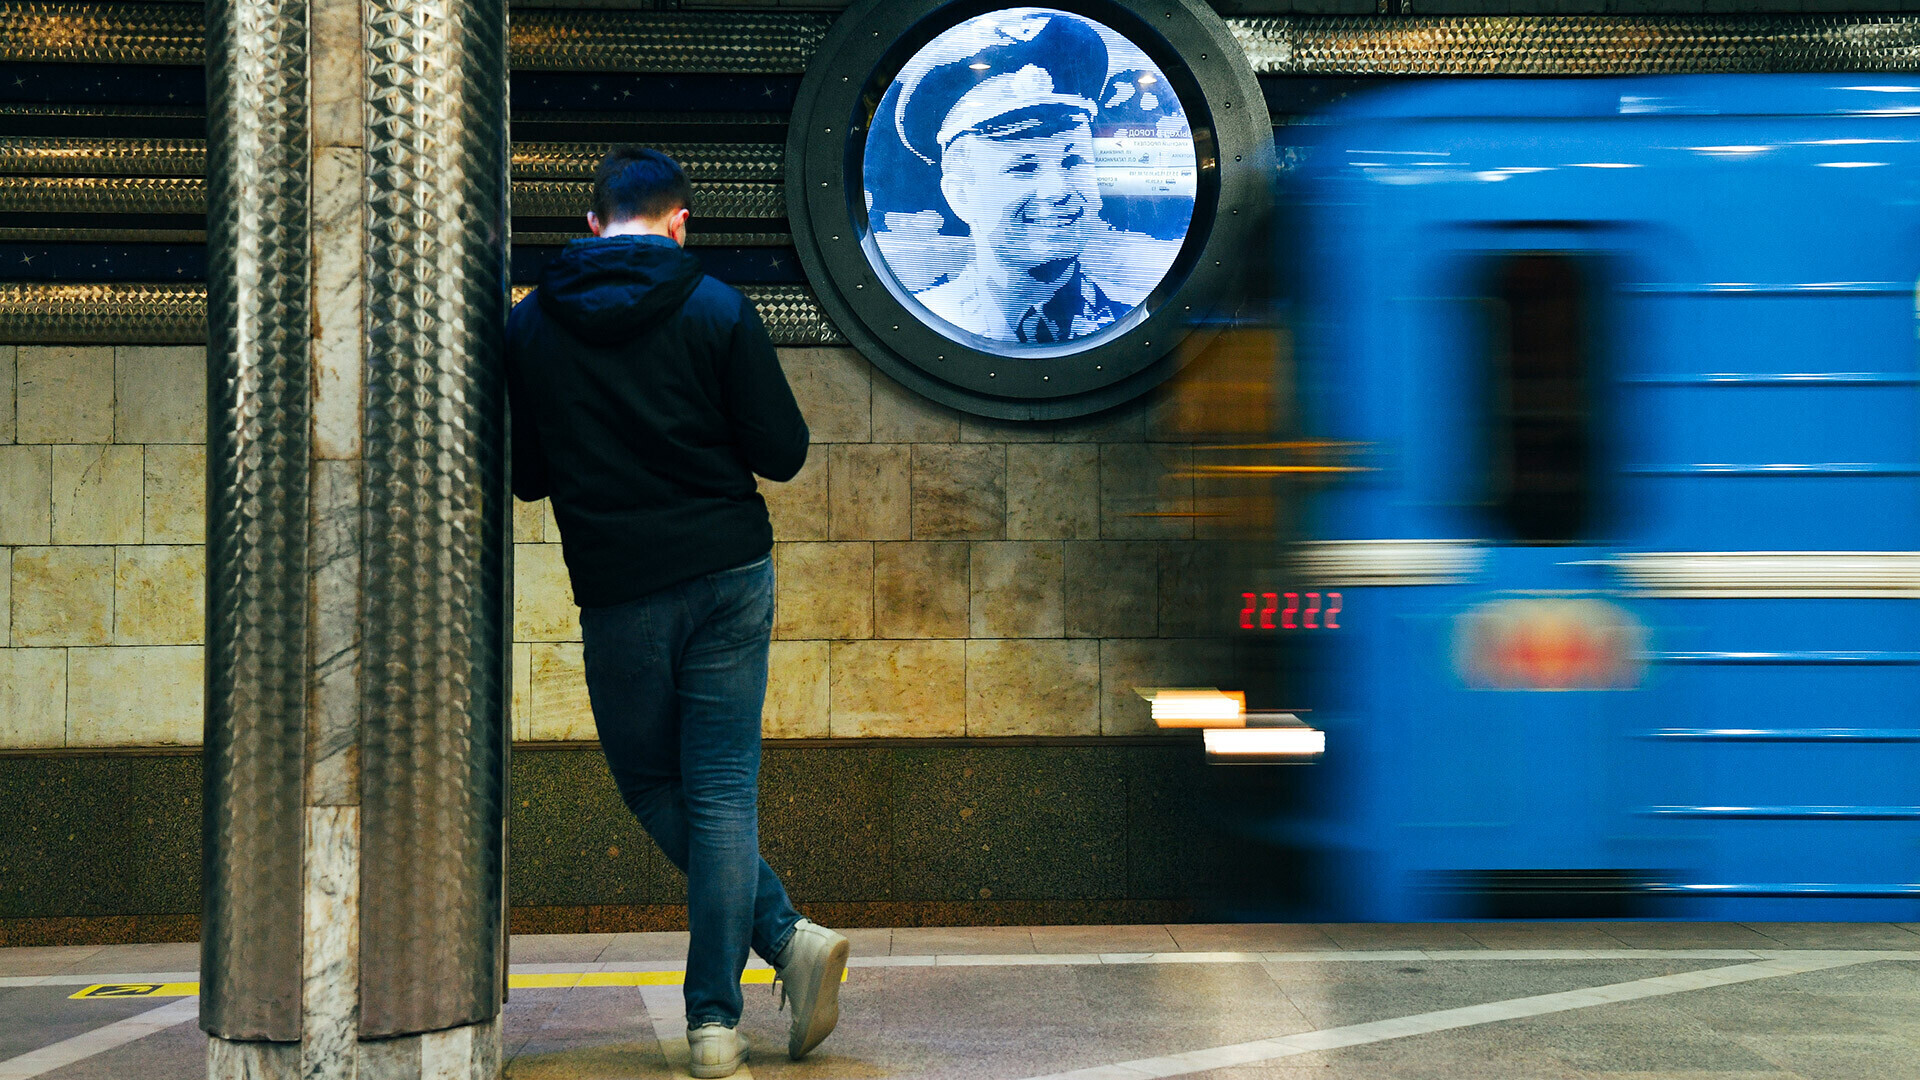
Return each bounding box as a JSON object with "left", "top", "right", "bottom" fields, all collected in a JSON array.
[{"left": 537, "top": 235, "right": 703, "bottom": 346}]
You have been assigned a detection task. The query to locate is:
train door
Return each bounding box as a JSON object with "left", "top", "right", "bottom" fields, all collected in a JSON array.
[{"left": 1386, "top": 229, "right": 1659, "bottom": 919}]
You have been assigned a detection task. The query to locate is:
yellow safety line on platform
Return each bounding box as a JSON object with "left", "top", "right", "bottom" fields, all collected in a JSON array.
[{"left": 70, "top": 968, "right": 844, "bottom": 999}]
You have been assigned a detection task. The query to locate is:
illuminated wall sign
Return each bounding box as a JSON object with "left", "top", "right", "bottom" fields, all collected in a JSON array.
[{"left": 789, "top": 0, "right": 1273, "bottom": 419}]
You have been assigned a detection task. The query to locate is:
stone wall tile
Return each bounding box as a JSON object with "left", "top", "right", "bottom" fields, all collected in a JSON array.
[
  {"left": 1006, "top": 444, "right": 1099, "bottom": 540},
  {"left": 969, "top": 541, "right": 1063, "bottom": 638},
  {"left": 0, "top": 548, "right": 8, "bottom": 645},
  {"left": 765, "top": 639, "right": 828, "bottom": 738},
  {"left": 774, "top": 541, "right": 872, "bottom": 639},
  {"left": 114, "top": 346, "right": 205, "bottom": 444},
  {"left": 512, "top": 641, "right": 532, "bottom": 742},
  {"left": 141, "top": 444, "right": 204, "bottom": 545},
  {"left": 1064, "top": 541, "right": 1157, "bottom": 638},
  {"left": 0, "top": 344, "right": 14, "bottom": 443},
  {"left": 1098, "top": 638, "right": 1221, "bottom": 735},
  {"left": 780, "top": 347, "right": 870, "bottom": 443},
  {"left": 0, "top": 444, "right": 52, "bottom": 545},
  {"left": 966, "top": 639, "right": 1099, "bottom": 736},
  {"left": 15, "top": 346, "right": 113, "bottom": 444},
  {"left": 11, "top": 546, "right": 112, "bottom": 646},
  {"left": 50, "top": 445, "right": 142, "bottom": 545},
  {"left": 959, "top": 414, "right": 1053, "bottom": 443},
  {"left": 1052, "top": 401, "right": 1147, "bottom": 443},
  {"left": 114, "top": 546, "right": 205, "bottom": 646},
  {"left": 67, "top": 645, "right": 202, "bottom": 745},
  {"left": 1100, "top": 443, "right": 1192, "bottom": 539},
  {"left": 512, "top": 497, "right": 545, "bottom": 544},
  {"left": 542, "top": 498, "right": 561, "bottom": 542},
  {"left": 828, "top": 444, "right": 910, "bottom": 540},
  {"left": 513, "top": 542, "right": 582, "bottom": 642},
  {"left": 871, "top": 370, "right": 959, "bottom": 442},
  {"left": 1158, "top": 541, "right": 1222, "bottom": 638},
  {"left": 911, "top": 444, "right": 1005, "bottom": 540},
  {"left": 529, "top": 642, "right": 596, "bottom": 741},
  {"left": 828, "top": 639, "right": 964, "bottom": 737},
  {"left": 0, "top": 647, "right": 65, "bottom": 746},
  {"left": 760, "top": 451, "right": 828, "bottom": 540},
  {"left": 311, "top": 0, "right": 363, "bottom": 145},
  {"left": 873, "top": 541, "right": 969, "bottom": 639}
]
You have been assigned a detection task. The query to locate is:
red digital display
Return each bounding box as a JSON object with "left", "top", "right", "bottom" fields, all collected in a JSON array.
[{"left": 1240, "top": 592, "right": 1341, "bottom": 631}]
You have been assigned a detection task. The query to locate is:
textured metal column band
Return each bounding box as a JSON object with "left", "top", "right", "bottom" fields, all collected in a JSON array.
[
  {"left": 0, "top": 176, "right": 784, "bottom": 218},
  {"left": 0, "top": 138, "right": 781, "bottom": 180},
  {"left": 357, "top": 0, "right": 510, "bottom": 1039},
  {"left": 0, "top": 282, "right": 843, "bottom": 344},
  {"left": 199, "top": 0, "right": 310, "bottom": 1044},
  {"left": 0, "top": 137, "right": 205, "bottom": 176},
  {"left": 7, "top": 6, "right": 1920, "bottom": 72},
  {"left": 511, "top": 178, "right": 782, "bottom": 219}
]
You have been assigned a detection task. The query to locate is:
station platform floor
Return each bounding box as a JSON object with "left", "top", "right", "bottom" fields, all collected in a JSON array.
[{"left": 5, "top": 922, "right": 1920, "bottom": 1079}]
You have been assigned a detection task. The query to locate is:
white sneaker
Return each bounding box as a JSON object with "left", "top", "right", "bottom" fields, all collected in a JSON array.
[
  {"left": 774, "top": 918, "right": 850, "bottom": 1059},
  {"left": 686, "top": 1022, "right": 748, "bottom": 1079}
]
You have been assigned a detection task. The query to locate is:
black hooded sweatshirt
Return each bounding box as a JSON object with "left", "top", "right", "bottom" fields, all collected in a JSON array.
[{"left": 505, "top": 234, "right": 809, "bottom": 607}]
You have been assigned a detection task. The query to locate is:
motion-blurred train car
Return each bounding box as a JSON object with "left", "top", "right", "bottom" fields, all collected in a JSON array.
[{"left": 1268, "top": 76, "right": 1920, "bottom": 921}]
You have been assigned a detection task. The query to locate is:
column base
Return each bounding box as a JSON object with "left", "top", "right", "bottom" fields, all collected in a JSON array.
[{"left": 208, "top": 1018, "right": 501, "bottom": 1080}]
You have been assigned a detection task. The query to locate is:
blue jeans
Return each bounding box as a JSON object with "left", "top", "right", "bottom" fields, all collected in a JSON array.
[{"left": 579, "top": 554, "right": 802, "bottom": 1027}]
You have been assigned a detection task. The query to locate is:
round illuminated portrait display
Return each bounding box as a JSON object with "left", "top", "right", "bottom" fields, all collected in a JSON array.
[
  {"left": 861, "top": 8, "right": 1197, "bottom": 352},
  {"left": 788, "top": 0, "right": 1272, "bottom": 418}
]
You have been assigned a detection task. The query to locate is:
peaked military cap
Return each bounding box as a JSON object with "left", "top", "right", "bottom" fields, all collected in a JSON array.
[{"left": 897, "top": 13, "right": 1109, "bottom": 166}]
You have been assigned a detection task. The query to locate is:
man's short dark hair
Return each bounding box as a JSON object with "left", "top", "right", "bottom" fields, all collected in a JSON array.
[{"left": 592, "top": 147, "right": 693, "bottom": 225}]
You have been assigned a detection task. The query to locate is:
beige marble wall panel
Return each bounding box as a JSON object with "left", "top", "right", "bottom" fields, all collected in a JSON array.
[
  {"left": 1158, "top": 541, "right": 1221, "bottom": 638},
  {"left": 872, "top": 541, "right": 968, "bottom": 639},
  {"left": 1098, "top": 638, "right": 1221, "bottom": 735},
  {"left": 965, "top": 639, "right": 1098, "bottom": 736},
  {"left": 11, "top": 546, "right": 112, "bottom": 646},
  {"left": 828, "top": 444, "right": 910, "bottom": 540},
  {"left": 1006, "top": 443, "right": 1099, "bottom": 540},
  {"left": 114, "top": 545, "right": 205, "bottom": 645},
  {"left": 910, "top": 444, "right": 1004, "bottom": 540},
  {"left": 760, "top": 452, "right": 828, "bottom": 540},
  {"left": 15, "top": 346, "right": 113, "bottom": 444},
  {"left": 0, "top": 548, "right": 8, "bottom": 645},
  {"left": 512, "top": 498, "right": 547, "bottom": 543},
  {"left": 542, "top": 498, "right": 561, "bottom": 542},
  {"left": 959, "top": 413, "right": 1053, "bottom": 443},
  {"left": 511, "top": 641, "right": 533, "bottom": 742},
  {"left": 0, "top": 444, "right": 52, "bottom": 545},
  {"left": 529, "top": 642, "right": 596, "bottom": 741},
  {"left": 969, "top": 541, "right": 1063, "bottom": 638},
  {"left": 0, "top": 647, "right": 65, "bottom": 746},
  {"left": 513, "top": 541, "right": 581, "bottom": 642},
  {"left": 828, "top": 638, "right": 964, "bottom": 737},
  {"left": 1052, "top": 401, "right": 1148, "bottom": 443},
  {"left": 50, "top": 444, "right": 142, "bottom": 545},
  {"left": 764, "top": 639, "right": 827, "bottom": 738},
  {"left": 114, "top": 346, "right": 205, "bottom": 444},
  {"left": 1, "top": 344, "right": 14, "bottom": 443},
  {"left": 310, "top": 0, "right": 362, "bottom": 146},
  {"left": 141, "top": 443, "right": 205, "bottom": 545},
  {"left": 1099, "top": 443, "right": 1193, "bottom": 540},
  {"left": 1064, "top": 540, "right": 1157, "bottom": 638},
  {"left": 779, "top": 347, "right": 870, "bottom": 443},
  {"left": 67, "top": 644, "right": 202, "bottom": 745},
  {"left": 773, "top": 541, "right": 871, "bottom": 639},
  {"left": 870, "top": 370, "right": 959, "bottom": 443},
  {"left": 310, "top": 146, "right": 365, "bottom": 460}
]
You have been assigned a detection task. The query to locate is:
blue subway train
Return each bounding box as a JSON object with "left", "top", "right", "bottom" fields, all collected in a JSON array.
[{"left": 1267, "top": 75, "right": 1920, "bottom": 922}]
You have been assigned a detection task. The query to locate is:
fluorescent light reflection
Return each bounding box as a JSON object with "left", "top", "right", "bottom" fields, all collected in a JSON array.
[{"left": 1204, "top": 727, "right": 1327, "bottom": 758}]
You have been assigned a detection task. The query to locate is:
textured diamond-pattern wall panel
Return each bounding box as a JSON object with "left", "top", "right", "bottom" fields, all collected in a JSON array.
[
  {"left": 512, "top": 141, "right": 782, "bottom": 182},
  {"left": 510, "top": 178, "right": 783, "bottom": 220},
  {"left": 510, "top": 10, "right": 828, "bottom": 73},
  {"left": 1231, "top": 15, "right": 1920, "bottom": 74},
  {"left": 0, "top": 137, "right": 205, "bottom": 176},
  {"left": 199, "top": 0, "right": 310, "bottom": 1044},
  {"left": 0, "top": 0, "right": 200, "bottom": 62},
  {"left": 358, "top": 0, "right": 510, "bottom": 1040},
  {"left": 0, "top": 282, "right": 205, "bottom": 341},
  {"left": 0, "top": 283, "right": 840, "bottom": 346},
  {"left": 0, "top": 175, "right": 205, "bottom": 214}
]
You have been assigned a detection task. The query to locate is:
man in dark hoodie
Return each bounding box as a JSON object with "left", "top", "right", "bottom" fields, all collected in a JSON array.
[{"left": 505, "top": 147, "right": 848, "bottom": 1079}]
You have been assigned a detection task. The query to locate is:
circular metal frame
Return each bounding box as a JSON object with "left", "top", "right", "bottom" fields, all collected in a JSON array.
[{"left": 788, "top": 0, "right": 1274, "bottom": 419}]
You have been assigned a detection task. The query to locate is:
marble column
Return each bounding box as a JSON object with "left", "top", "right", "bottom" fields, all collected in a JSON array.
[{"left": 202, "top": 0, "right": 510, "bottom": 1068}]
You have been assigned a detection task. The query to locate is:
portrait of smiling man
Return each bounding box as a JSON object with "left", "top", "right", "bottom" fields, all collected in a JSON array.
[{"left": 897, "top": 14, "right": 1122, "bottom": 344}]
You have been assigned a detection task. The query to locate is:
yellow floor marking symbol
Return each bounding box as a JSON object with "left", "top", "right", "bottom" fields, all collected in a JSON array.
[{"left": 70, "top": 983, "right": 199, "bottom": 1000}]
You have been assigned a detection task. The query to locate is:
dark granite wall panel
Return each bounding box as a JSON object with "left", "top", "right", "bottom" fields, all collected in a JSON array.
[{"left": 0, "top": 742, "right": 1218, "bottom": 926}]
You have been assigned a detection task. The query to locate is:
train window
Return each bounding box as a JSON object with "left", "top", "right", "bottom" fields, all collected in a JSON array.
[{"left": 1482, "top": 253, "right": 1598, "bottom": 543}]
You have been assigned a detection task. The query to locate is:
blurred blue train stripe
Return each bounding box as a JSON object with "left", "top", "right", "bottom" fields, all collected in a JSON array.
[
  {"left": 1648, "top": 651, "right": 1920, "bottom": 665},
  {"left": 1648, "top": 806, "right": 1920, "bottom": 819},
  {"left": 1644, "top": 728, "right": 1920, "bottom": 742}
]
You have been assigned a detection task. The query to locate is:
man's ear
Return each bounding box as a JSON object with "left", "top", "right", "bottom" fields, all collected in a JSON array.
[{"left": 586, "top": 211, "right": 603, "bottom": 237}]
